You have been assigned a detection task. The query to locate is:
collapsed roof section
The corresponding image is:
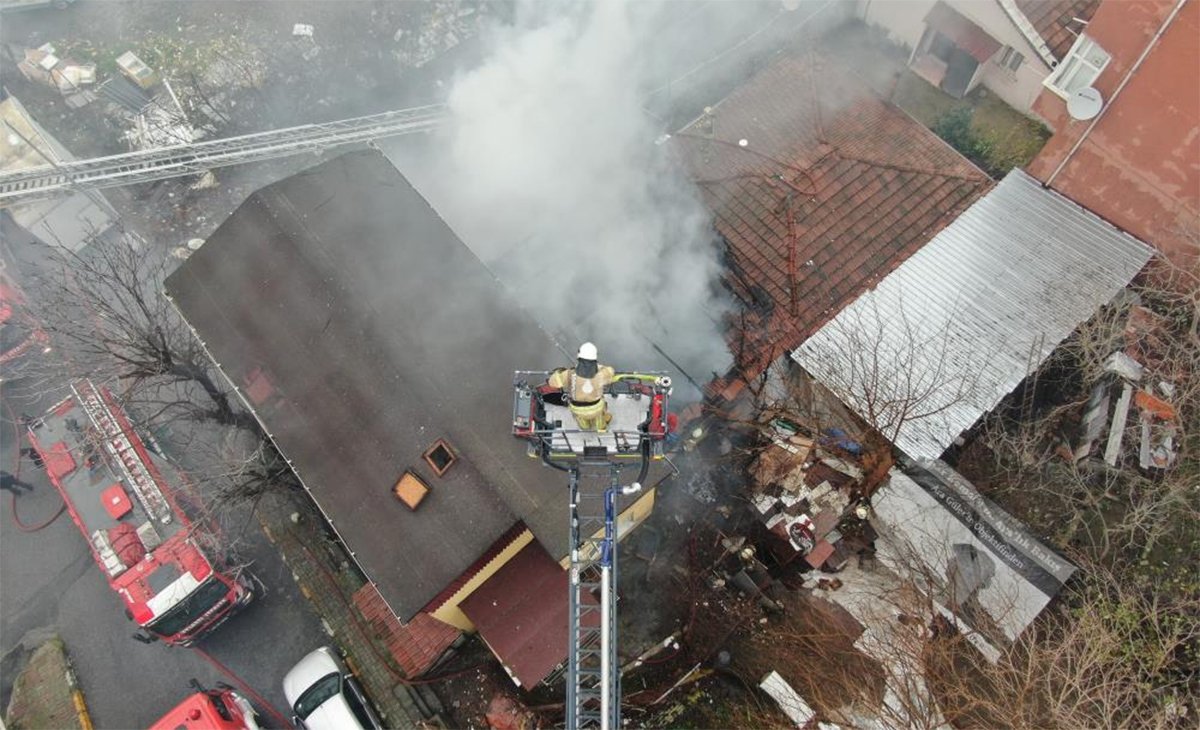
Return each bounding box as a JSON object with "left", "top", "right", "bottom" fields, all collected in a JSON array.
[
  {"left": 670, "top": 52, "right": 990, "bottom": 376},
  {"left": 165, "top": 150, "right": 572, "bottom": 621},
  {"left": 792, "top": 169, "right": 1153, "bottom": 462}
]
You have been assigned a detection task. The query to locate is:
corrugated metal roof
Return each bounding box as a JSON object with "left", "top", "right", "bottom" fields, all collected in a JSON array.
[{"left": 792, "top": 169, "right": 1153, "bottom": 461}]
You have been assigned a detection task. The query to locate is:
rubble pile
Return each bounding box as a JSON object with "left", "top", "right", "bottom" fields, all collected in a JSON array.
[
  {"left": 1067, "top": 303, "right": 1181, "bottom": 472},
  {"left": 17, "top": 44, "right": 97, "bottom": 107},
  {"left": 748, "top": 418, "right": 890, "bottom": 573}
]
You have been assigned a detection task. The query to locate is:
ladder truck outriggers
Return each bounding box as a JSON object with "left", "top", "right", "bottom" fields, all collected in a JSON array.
[
  {"left": 27, "top": 380, "right": 254, "bottom": 646},
  {"left": 513, "top": 365, "right": 673, "bottom": 730}
]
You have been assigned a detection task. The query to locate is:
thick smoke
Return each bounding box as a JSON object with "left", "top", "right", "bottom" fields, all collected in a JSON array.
[{"left": 406, "top": 3, "right": 733, "bottom": 388}]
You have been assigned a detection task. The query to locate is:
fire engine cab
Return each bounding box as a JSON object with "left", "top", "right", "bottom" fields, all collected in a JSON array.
[
  {"left": 149, "top": 684, "right": 260, "bottom": 730},
  {"left": 28, "top": 380, "right": 253, "bottom": 646}
]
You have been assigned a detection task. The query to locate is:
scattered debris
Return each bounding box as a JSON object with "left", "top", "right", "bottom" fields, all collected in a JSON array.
[
  {"left": 391, "top": 0, "right": 487, "bottom": 69},
  {"left": 115, "top": 50, "right": 160, "bottom": 90},
  {"left": 125, "top": 79, "right": 198, "bottom": 151},
  {"left": 1103, "top": 382, "right": 1133, "bottom": 466},
  {"left": 484, "top": 693, "right": 534, "bottom": 730},
  {"left": 1066, "top": 300, "right": 1182, "bottom": 472},
  {"left": 759, "top": 670, "right": 821, "bottom": 728},
  {"left": 17, "top": 45, "right": 97, "bottom": 97},
  {"left": 748, "top": 417, "right": 887, "bottom": 570}
]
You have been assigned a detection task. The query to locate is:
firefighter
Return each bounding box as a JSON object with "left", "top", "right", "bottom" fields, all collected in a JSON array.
[{"left": 548, "top": 342, "right": 616, "bottom": 432}]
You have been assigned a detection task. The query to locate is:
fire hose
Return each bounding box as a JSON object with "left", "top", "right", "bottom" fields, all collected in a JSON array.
[{"left": 4, "top": 399, "right": 66, "bottom": 532}]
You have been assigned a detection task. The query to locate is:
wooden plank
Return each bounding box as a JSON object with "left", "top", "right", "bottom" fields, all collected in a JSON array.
[{"left": 1104, "top": 383, "right": 1133, "bottom": 466}]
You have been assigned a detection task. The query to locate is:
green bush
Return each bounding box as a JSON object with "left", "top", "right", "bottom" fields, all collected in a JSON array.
[
  {"left": 932, "top": 106, "right": 1051, "bottom": 178},
  {"left": 933, "top": 107, "right": 994, "bottom": 174}
]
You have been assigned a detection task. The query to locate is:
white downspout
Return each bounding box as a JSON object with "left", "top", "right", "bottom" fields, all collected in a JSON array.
[{"left": 600, "top": 565, "right": 612, "bottom": 730}]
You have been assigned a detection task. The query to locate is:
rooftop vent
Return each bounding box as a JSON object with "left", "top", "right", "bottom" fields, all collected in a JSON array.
[
  {"left": 422, "top": 439, "right": 457, "bottom": 477},
  {"left": 393, "top": 470, "right": 430, "bottom": 511}
]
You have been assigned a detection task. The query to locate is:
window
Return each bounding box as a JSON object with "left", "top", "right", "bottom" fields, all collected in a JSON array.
[
  {"left": 1045, "top": 34, "right": 1110, "bottom": 98},
  {"left": 422, "top": 438, "right": 457, "bottom": 476},
  {"left": 997, "top": 45, "right": 1025, "bottom": 72}
]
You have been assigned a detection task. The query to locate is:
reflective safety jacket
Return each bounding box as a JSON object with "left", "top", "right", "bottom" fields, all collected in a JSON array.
[{"left": 548, "top": 364, "right": 615, "bottom": 406}]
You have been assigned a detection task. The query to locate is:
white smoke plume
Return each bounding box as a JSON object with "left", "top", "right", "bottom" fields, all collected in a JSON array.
[{"left": 400, "top": 3, "right": 734, "bottom": 389}]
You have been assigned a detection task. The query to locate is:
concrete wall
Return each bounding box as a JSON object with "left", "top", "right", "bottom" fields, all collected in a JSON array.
[
  {"left": 860, "top": 0, "right": 1053, "bottom": 114},
  {"left": 1028, "top": 0, "right": 1199, "bottom": 266}
]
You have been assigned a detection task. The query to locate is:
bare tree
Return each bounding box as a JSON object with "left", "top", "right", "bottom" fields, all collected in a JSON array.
[
  {"left": 22, "top": 227, "right": 255, "bottom": 433},
  {"left": 792, "top": 294, "right": 988, "bottom": 448},
  {"left": 976, "top": 254, "right": 1199, "bottom": 564}
]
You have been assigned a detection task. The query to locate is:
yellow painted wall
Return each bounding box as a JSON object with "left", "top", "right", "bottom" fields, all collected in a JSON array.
[
  {"left": 559, "top": 487, "right": 657, "bottom": 568},
  {"left": 430, "top": 529, "right": 534, "bottom": 631},
  {"left": 432, "top": 489, "right": 657, "bottom": 631}
]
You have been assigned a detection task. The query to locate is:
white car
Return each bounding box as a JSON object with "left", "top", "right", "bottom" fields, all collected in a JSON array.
[{"left": 282, "top": 646, "right": 382, "bottom": 729}]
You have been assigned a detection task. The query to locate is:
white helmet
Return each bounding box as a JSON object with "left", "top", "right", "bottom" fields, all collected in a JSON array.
[{"left": 577, "top": 342, "right": 598, "bottom": 360}]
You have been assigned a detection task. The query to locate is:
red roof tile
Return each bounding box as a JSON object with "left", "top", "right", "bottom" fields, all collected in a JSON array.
[
  {"left": 459, "top": 539, "right": 598, "bottom": 688},
  {"left": 924, "top": 2, "right": 1003, "bottom": 63},
  {"left": 1015, "top": 0, "right": 1100, "bottom": 60},
  {"left": 672, "top": 53, "right": 990, "bottom": 376},
  {"left": 352, "top": 583, "right": 459, "bottom": 677}
]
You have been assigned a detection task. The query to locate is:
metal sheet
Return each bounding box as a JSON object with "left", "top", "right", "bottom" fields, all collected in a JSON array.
[{"left": 792, "top": 169, "right": 1153, "bottom": 460}]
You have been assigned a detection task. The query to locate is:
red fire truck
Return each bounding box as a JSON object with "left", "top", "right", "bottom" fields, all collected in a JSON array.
[
  {"left": 28, "top": 379, "right": 253, "bottom": 646},
  {"left": 149, "top": 683, "right": 261, "bottom": 730},
  {"left": 0, "top": 270, "right": 51, "bottom": 381}
]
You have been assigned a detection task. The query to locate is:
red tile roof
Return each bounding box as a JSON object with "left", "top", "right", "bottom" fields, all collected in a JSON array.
[
  {"left": 460, "top": 539, "right": 598, "bottom": 688},
  {"left": 672, "top": 53, "right": 990, "bottom": 376},
  {"left": 925, "top": 1, "right": 1003, "bottom": 62},
  {"left": 353, "top": 583, "right": 460, "bottom": 677},
  {"left": 1015, "top": 0, "right": 1100, "bottom": 60}
]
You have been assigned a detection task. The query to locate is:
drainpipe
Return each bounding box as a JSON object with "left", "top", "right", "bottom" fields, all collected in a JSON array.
[{"left": 1046, "top": 0, "right": 1190, "bottom": 186}]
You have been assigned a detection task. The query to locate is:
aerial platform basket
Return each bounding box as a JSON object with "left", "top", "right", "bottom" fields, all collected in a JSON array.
[{"left": 512, "top": 370, "right": 672, "bottom": 465}]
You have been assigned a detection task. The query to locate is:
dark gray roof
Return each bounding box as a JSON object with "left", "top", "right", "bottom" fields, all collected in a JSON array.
[{"left": 165, "top": 150, "right": 571, "bottom": 620}]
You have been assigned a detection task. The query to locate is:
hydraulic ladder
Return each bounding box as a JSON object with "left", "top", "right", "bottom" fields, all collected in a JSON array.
[
  {"left": 512, "top": 369, "right": 670, "bottom": 730},
  {"left": 0, "top": 104, "right": 446, "bottom": 206},
  {"left": 567, "top": 456, "right": 642, "bottom": 730}
]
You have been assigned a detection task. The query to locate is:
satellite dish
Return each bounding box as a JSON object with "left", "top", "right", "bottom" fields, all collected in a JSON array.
[{"left": 1067, "top": 87, "right": 1104, "bottom": 121}]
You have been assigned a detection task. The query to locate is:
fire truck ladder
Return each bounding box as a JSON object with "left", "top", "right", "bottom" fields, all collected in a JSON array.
[
  {"left": 565, "top": 450, "right": 647, "bottom": 730},
  {"left": 0, "top": 104, "right": 446, "bottom": 206},
  {"left": 72, "top": 380, "right": 173, "bottom": 525},
  {"left": 512, "top": 370, "right": 669, "bottom": 729}
]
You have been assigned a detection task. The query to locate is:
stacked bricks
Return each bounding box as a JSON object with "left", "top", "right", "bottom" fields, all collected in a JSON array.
[{"left": 352, "top": 584, "right": 460, "bottom": 678}]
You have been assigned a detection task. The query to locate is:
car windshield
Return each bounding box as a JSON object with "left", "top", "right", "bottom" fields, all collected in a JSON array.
[
  {"left": 145, "top": 577, "right": 229, "bottom": 637},
  {"left": 293, "top": 673, "right": 342, "bottom": 720}
]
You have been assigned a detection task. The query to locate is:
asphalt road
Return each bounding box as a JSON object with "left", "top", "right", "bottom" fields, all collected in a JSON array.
[{"left": 0, "top": 370, "right": 331, "bottom": 728}]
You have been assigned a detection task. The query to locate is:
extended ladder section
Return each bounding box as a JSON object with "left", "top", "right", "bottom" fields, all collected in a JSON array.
[
  {"left": 567, "top": 462, "right": 625, "bottom": 730},
  {"left": 0, "top": 104, "right": 446, "bottom": 205},
  {"left": 72, "top": 380, "right": 172, "bottom": 525},
  {"left": 513, "top": 367, "right": 671, "bottom": 730}
]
